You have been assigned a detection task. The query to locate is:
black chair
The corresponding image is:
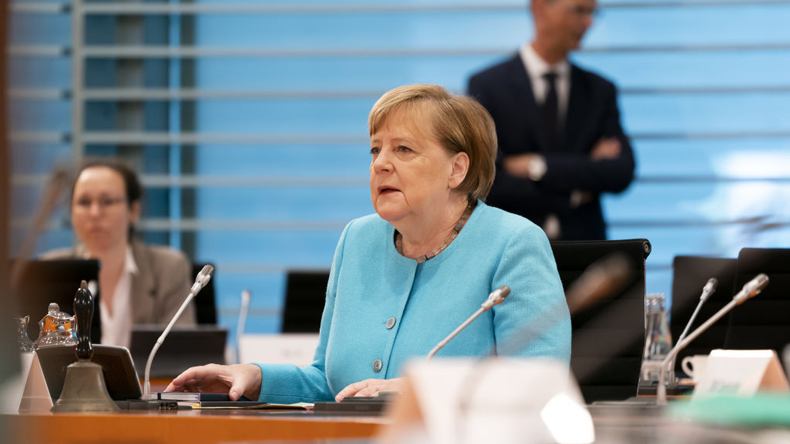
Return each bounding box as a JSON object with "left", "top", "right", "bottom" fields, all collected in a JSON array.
[
  {"left": 724, "top": 248, "right": 790, "bottom": 357},
  {"left": 281, "top": 270, "right": 330, "bottom": 333},
  {"left": 550, "top": 238, "right": 651, "bottom": 403},
  {"left": 669, "top": 256, "right": 737, "bottom": 375},
  {"left": 193, "top": 263, "right": 217, "bottom": 325},
  {"left": 14, "top": 259, "right": 101, "bottom": 342}
]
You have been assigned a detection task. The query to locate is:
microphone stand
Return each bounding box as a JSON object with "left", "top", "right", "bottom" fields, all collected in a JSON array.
[
  {"left": 142, "top": 265, "right": 214, "bottom": 399},
  {"left": 235, "top": 289, "right": 251, "bottom": 364},
  {"left": 427, "top": 286, "right": 510, "bottom": 361},
  {"left": 656, "top": 274, "right": 768, "bottom": 405},
  {"left": 667, "top": 278, "right": 717, "bottom": 387},
  {"left": 678, "top": 279, "right": 717, "bottom": 346}
]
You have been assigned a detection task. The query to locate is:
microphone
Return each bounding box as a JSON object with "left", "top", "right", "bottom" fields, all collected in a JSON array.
[
  {"left": 481, "top": 285, "right": 510, "bottom": 310},
  {"left": 657, "top": 273, "right": 769, "bottom": 405},
  {"left": 143, "top": 265, "right": 214, "bottom": 398},
  {"left": 665, "top": 278, "right": 718, "bottom": 388},
  {"left": 426, "top": 286, "right": 510, "bottom": 361},
  {"left": 733, "top": 273, "right": 769, "bottom": 304},
  {"left": 452, "top": 255, "right": 631, "bottom": 444},
  {"left": 235, "top": 289, "right": 251, "bottom": 364}
]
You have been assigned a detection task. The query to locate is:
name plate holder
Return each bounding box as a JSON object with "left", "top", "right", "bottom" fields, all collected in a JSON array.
[
  {"left": 693, "top": 349, "right": 789, "bottom": 399},
  {"left": 18, "top": 352, "right": 53, "bottom": 413},
  {"left": 383, "top": 358, "right": 594, "bottom": 444}
]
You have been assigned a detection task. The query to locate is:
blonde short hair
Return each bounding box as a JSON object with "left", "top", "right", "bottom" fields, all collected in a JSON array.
[{"left": 368, "top": 84, "right": 497, "bottom": 202}]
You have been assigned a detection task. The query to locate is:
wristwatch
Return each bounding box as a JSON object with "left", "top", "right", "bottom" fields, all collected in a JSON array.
[{"left": 527, "top": 154, "right": 547, "bottom": 181}]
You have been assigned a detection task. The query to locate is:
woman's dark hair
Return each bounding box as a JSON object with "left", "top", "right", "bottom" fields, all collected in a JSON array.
[
  {"left": 71, "top": 158, "right": 144, "bottom": 241},
  {"left": 71, "top": 158, "right": 143, "bottom": 205}
]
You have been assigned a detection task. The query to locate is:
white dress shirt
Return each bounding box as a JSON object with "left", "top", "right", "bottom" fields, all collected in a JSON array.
[
  {"left": 520, "top": 42, "right": 571, "bottom": 122},
  {"left": 97, "top": 246, "right": 138, "bottom": 348}
]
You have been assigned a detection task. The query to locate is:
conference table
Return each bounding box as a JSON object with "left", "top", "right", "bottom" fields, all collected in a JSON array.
[
  {"left": 7, "top": 409, "right": 383, "bottom": 443},
  {"left": 5, "top": 402, "right": 790, "bottom": 444}
]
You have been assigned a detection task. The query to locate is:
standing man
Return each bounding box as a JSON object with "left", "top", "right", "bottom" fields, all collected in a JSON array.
[{"left": 468, "top": 0, "right": 634, "bottom": 240}]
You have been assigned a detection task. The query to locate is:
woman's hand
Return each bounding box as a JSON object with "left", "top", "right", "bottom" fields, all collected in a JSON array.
[
  {"left": 335, "top": 378, "right": 406, "bottom": 402},
  {"left": 165, "top": 363, "right": 262, "bottom": 401}
]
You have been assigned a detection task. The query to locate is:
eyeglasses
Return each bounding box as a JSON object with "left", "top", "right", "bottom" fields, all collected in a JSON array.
[{"left": 73, "top": 196, "right": 127, "bottom": 212}]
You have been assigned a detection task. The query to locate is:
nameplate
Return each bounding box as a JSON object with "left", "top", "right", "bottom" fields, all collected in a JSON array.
[
  {"left": 693, "top": 349, "right": 789, "bottom": 399},
  {"left": 383, "top": 358, "right": 593, "bottom": 444},
  {"left": 0, "top": 353, "right": 33, "bottom": 413},
  {"left": 238, "top": 334, "right": 319, "bottom": 366},
  {"left": 18, "top": 352, "right": 54, "bottom": 413}
]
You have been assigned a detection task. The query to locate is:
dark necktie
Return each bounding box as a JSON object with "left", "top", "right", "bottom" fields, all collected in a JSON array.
[{"left": 542, "top": 72, "right": 559, "bottom": 151}]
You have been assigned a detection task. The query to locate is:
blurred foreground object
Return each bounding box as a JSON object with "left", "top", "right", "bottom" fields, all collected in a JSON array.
[{"left": 382, "top": 358, "right": 593, "bottom": 444}]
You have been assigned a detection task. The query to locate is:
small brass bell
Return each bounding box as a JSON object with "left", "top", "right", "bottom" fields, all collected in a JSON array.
[{"left": 51, "top": 280, "right": 119, "bottom": 412}]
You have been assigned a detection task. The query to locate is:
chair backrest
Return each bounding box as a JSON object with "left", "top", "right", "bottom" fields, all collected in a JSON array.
[
  {"left": 670, "top": 256, "right": 737, "bottom": 373},
  {"left": 281, "top": 270, "right": 329, "bottom": 333},
  {"left": 192, "top": 263, "right": 217, "bottom": 325},
  {"left": 550, "top": 238, "right": 651, "bottom": 403},
  {"left": 724, "top": 248, "right": 790, "bottom": 355},
  {"left": 14, "top": 259, "right": 101, "bottom": 342}
]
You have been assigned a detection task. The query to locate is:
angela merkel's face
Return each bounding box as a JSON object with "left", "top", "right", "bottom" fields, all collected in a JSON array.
[
  {"left": 369, "top": 111, "right": 464, "bottom": 226},
  {"left": 71, "top": 166, "right": 140, "bottom": 255}
]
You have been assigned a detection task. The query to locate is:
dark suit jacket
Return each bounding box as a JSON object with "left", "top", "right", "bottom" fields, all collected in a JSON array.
[
  {"left": 43, "top": 241, "right": 196, "bottom": 343},
  {"left": 468, "top": 54, "right": 635, "bottom": 240}
]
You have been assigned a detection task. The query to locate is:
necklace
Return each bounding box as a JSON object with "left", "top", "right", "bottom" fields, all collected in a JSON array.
[{"left": 395, "top": 202, "right": 476, "bottom": 263}]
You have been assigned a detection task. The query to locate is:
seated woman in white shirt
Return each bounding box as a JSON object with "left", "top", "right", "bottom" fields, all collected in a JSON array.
[{"left": 44, "top": 159, "right": 195, "bottom": 347}]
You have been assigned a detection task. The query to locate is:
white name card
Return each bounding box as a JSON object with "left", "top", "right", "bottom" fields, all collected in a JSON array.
[
  {"left": 238, "top": 334, "right": 319, "bottom": 366},
  {"left": 693, "top": 349, "right": 789, "bottom": 399},
  {"left": 382, "top": 358, "right": 594, "bottom": 444},
  {"left": 0, "top": 353, "right": 34, "bottom": 413},
  {"left": 18, "top": 352, "right": 54, "bottom": 413}
]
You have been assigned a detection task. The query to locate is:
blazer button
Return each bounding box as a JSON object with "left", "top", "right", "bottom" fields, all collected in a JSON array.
[
  {"left": 372, "top": 359, "right": 383, "bottom": 372},
  {"left": 386, "top": 317, "right": 396, "bottom": 329}
]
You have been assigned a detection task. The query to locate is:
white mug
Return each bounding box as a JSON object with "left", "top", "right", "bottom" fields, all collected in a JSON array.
[{"left": 681, "top": 355, "right": 709, "bottom": 382}]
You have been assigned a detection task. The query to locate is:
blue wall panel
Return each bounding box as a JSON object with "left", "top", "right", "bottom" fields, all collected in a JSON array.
[
  {"left": 194, "top": 187, "right": 372, "bottom": 221},
  {"left": 194, "top": 144, "right": 370, "bottom": 176},
  {"left": 195, "top": 230, "right": 342, "bottom": 265},
  {"left": 620, "top": 93, "right": 790, "bottom": 135},
  {"left": 573, "top": 51, "right": 790, "bottom": 89},
  {"left": 10, "top": 1, "right": 790, "bottom": 342},
  {"left": 194, "top": 99, "right": 374, "bottom": 133},
  {"left": 193, "top": 56, "right": 502, "bottom": 90},
  {"left": 633, "top": 139, "right": 790, "bottom": 178}
]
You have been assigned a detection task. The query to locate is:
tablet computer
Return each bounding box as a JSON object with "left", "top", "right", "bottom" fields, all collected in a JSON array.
[
  {"left": 35, "top": 344, "right": 142, "bottom": 401},
  {"left": 130, "top": 326, "right": 228, "bottom": 378}
]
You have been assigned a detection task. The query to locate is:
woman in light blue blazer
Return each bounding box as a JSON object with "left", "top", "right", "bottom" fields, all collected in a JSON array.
[{"left": 166, "top": 85, "right": 571, "bottom": 403}]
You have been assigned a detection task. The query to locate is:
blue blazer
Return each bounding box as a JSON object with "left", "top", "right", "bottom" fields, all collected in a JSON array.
[
  {"left": 468, "top": 54, "right": 635, "bottom": 240},
  {"left": 255, "top": 202, "right": 571, "bottom": 404}
]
